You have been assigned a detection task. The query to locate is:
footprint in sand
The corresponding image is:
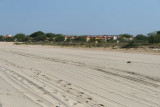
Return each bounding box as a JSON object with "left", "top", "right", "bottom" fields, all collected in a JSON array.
[
  {"left": 1, "top": 68, "right": 6, "bottom": 71},
  {"left": 98, "top": 104, "right": 104, "bottom": 107},
  {"left": 79, "top": 92, "right": 84, "bottom": 94},
  {"left": 52, "top": 90, "right": 58, "bottom": 94},
  {"left": 64, "top": 99, "right": 69, "bottom": 101},
  {"left": 57, "top": 80, "right": 63, "bottom": 83},
  {"left": 87, "top": 98, "right": 92, "bottom": 100},
  {"left": 37, "top": 100, "right": 43, "bottom": 102},
  {"left": 61, "top": 95, "right": 66, "bottom": 98}
]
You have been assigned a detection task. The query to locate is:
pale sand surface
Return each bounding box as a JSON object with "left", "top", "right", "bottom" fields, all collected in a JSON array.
[{"left": 0, "top": 42, "right": 160, "bottom": 107}]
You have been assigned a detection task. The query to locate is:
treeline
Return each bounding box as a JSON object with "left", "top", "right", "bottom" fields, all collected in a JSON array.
[
  {"left": 0, "top": 31, "right": 160, "bottom": 44},
  {"left": 0, "top": 31, "right": 65, "bottom": 42},
  {"left": 118, "top": 31, "right": 160, "bottom": 44},
  {"left": 0, "top": 31, "right": 91, "bottom": 43},
  {"left": 134, "top": 31, "right": 160, "bottom": 44}
]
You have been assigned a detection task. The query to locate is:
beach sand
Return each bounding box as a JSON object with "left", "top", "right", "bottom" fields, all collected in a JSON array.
[{"left": 0, "top": 42, "right": 160, "bottom": 107}]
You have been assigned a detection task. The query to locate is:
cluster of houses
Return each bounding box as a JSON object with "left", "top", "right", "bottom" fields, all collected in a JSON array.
[
  {"left": 64, "top": 35, "right": 134, "bottom": 42},
  {"left": 86, "top": 35, "right": 119, "bottom": 41},
  {"left": 1, "top": 35, "right": 12, "bottom": 38},
  {"left": 64, "top": 35, "right": 119, "bottom": 41}
]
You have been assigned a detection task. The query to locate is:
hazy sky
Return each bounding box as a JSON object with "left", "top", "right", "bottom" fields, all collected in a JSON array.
[{"left": 0, "top": 0, "right": 160, "bottom": 35}]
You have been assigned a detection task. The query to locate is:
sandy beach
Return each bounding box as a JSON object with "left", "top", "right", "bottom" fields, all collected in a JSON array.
[{"left": 0, "top": 42, "right": 160, "bottom": 107}]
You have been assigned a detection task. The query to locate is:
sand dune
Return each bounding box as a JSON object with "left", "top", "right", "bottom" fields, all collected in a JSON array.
[{"left": 0, "top": 42, "right": 160, "bottom": 107}]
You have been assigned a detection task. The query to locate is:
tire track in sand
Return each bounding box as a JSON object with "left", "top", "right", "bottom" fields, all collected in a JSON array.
[
  {"left": 1, "top": 49, "right": 160, "bottom": 107},
  {"left": 0, "top": 66, "right": 109, "bottom": 107}
]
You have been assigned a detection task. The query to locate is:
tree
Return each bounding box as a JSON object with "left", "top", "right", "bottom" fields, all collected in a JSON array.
[
  {"left": 118, "top": 36, "right": 126, "bottom": 42},
  {"left": 30, "top": 31, "right": 45, "bottom": 38},
  {"left": 55, "top": 34, "right": 64, "bottom": 37},
  {"left": 88, "top": 38, "right": 96, "bottom": 43},
  {"left": 49, "top": 37, "right": 54, "bottom": 41},
  {"left": 0, "top": 36, "right": 4, "bottom": 41},
  {"left": 148, "top": 32, "right": 160, "bottom": 44},
  {"left": 155, "top": 33, "right": 160, "bottom": 43},
  {"left": 74, "top": 36, "right": 86, "bottom": 42},
  {"left": 66, "top": 38, "right": 71, "bottom": 42},
  {"left": 97, "top": 39, "right": 103, "bottom": 43},
  {"left": 45, "top": 33, "right": 56, "bottom": 38},
  {"left": 120, "top": 34, "right": 133, "bottom": 38},
  {"left": 148, "top": 34, "right": 155, "bottom": 44},
  {"left": 33, "top": 36, "right": 46, "bottom": 41},
  {"left": 55, "top": 36, "right": 65, "bottom": 42},
  {"left": 30, "top": 31, "right": 46, "bottom": 41},
  {"left": 135, "top": 34, "right": 148, "bottom": 43},
  {"left": 14, "top": 33, "right": 26, "bottom": 42},
  {"left": 123, "top": 41, "right": 140, "bottom": 48},
  {"left": 25, "top": 36, "right": 31, "bottom": 41},
  {"left": 157, "top": 31, "right": 160, "bottom": 35},
  {"left": 5, "top": 37, "right": 14, "bottom": 42}
]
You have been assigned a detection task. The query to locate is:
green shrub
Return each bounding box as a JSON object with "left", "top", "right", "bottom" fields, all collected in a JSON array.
[{"left": 123, "top": 41, "right": 140, "bottom": 48}]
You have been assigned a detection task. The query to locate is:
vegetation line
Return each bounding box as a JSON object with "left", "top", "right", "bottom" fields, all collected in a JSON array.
[{"left": 1, "top": 31, "right": 160, "bottom": 49}]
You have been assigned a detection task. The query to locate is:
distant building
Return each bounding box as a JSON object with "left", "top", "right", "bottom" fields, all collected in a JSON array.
[
  {"left": 113, "top": 36, "right": 118, "bottom": 40},
  {"left": 86, "top": 36, "right": 92, "bottom": 41},
  {"left": 3, "top": 35, "right": 12, "bottom": 38},
  {"left": 64, "top": 36, "right": 77, "bottom": 41},
  {"left": 123, "top": 37, "right": 134, "bottom": 41}
]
